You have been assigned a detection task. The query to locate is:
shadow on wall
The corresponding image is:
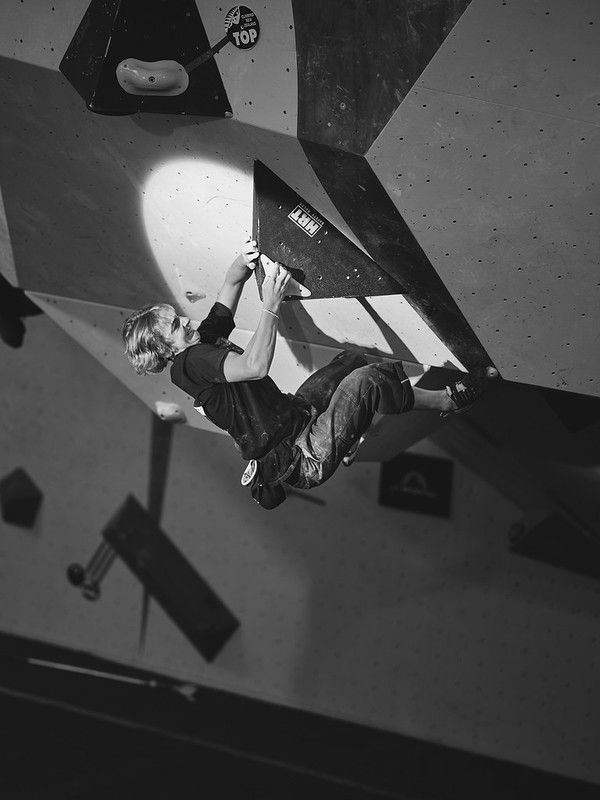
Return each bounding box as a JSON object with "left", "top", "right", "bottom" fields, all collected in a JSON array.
[
  {"left": 254, "top": 463, "right": 600, "bottom": 729},
  {"left": 279, "top": 298, "right": 421, "bottom": 374},
  {"left": 357, "top": 298, "right": 418, "bottom": 362},
  {"left": 467, "top": 380, "right": 600, "bottom": 469},
  {"left": 0, "top": 56, "right": 182, "bottom": 310},
  {"left": 131, "top": 112, "right": 223, "bottom": 138},
  {"left": 279, "top": 296, "right": 424, "bottom": 375},
  {"left": 0, "top": 274, "right": 42, "bottom": 348}
]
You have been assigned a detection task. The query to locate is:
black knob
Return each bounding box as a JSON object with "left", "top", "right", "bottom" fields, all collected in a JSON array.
[{"left": 67, "top": 563, "right": 85, "bottom": 586}]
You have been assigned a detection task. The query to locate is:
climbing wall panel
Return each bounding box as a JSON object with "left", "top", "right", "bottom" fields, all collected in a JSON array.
[
  {"left": 200, "top": 0, "right": 298, "bottom": 136},
  {"left": 299, "top": 141, "right": 493, "bottom": 370},
  {"left": 28, "top": 294, "right": 212, "bottom": 429},
  {"left": 0, "top": 52, "right": 460, "bottom": 367},
  {"left": 0, "top": 56, "right": 174, "bottom": 306},
  {"left": 1, "top": 1, "right": 600, "bottom": 786},
  {"left": 290, "top": 0, "right": 490, "bottom": 371},
  {"left": 0, "top": 187, "right": 17, "bottom": 284},
  {"left": 0, "top": 1, "right": 87, "bottom": 71},
  {"left": 417, "top": 0, "right": 600, "bottom": 125},
  {"left": 293, "top": 0, "right": 472, "bottom": 154},
  {"left": 0, "top": 0, "right": 467, "bottom": 372},
  {"left": 367, "top": 3, "right": 600, "bottom": 395},
  {"left": 276, "top": 294, "right": 465, "bottom": 369},
  {"left": 4, "top": 312, "right": 600, "bottom": 785}
]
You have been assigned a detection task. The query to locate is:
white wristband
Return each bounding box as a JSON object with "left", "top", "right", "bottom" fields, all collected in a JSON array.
[{"left": 262, "top": 308, "right": 279, "bottom": 320}]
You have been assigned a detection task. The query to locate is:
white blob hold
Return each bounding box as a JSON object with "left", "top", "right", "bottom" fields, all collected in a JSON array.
[
  {"left": 155, "top": 401, "right": 186, "bottom": 422},
  {"left": 116, "top": 59, "right": 189, "bottom": 96},
  {"left": 185, "top": 288, "right": 206, "bottom": 302}
]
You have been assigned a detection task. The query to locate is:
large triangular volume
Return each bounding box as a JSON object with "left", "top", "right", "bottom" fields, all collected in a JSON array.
[
  {"left": 60, "top": 0, "right": 231, "bottom": 117},
  {"left": 252, "top": 161, "right": 403, "bottom": 301}
]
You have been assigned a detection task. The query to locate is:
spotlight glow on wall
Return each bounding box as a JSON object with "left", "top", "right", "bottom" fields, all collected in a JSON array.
[{"left": 141, "top": 158, "right": 254, "bottom": 317}]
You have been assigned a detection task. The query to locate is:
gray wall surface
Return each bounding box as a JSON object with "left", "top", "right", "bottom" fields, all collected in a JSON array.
[{"left": 1, "top": 315, "right": 599, "bottom": 783}]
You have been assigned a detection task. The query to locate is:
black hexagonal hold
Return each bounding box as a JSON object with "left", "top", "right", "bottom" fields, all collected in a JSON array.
[{"left": 0, "top": 468, "right": 43, "bottom": 528}]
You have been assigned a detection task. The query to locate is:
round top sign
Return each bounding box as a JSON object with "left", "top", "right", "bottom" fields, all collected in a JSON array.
[{"left": 225, "top": 6, "right": 260, "bottom": 50}]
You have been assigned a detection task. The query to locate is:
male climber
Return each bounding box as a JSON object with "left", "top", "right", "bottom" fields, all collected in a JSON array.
[{"left": 122, "top": 240, "right": 495, "bottom": 509}]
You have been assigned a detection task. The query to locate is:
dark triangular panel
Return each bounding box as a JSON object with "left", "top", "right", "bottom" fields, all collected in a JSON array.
[
  {"left": 537, "top": 386, "right": 600, "bottom": 433},
  {"left": 510, "top": 514, "right": 600, "bottom": 580},
  {"left": 58, "top": 0, "right": 122, "bottom": 104},
  {"left": 298, "top": 142, "right": 493, "bottom": 370},
  {"left": 252, "top": 161, "right": 402, "bottom": 300},
  {"left": 0, "top": 274, "right": 42, "bottom": 348},
  {"left": 293, "top": 0, "right": 472, "bottom": 154},
  {"left": 60, "top": 0, "right": 231, "bottom": 117},
  {"left": 461, "top": 379, "right": 600, "bottom": 468}
]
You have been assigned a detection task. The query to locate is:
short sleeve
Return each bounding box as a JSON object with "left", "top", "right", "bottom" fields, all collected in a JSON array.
[
  {"left": 184, "top": 343, "right": 229, "bottom": 384},
  {"left": 198, "top": 302, "right": 235, "bottom": 342}
]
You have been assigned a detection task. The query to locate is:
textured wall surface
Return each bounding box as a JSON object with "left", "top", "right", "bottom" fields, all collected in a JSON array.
[
  {"left": 0, "top": 0, "right": 480, "bottom": 374},
  {"left": 0, "top": 188, "right": 17, "bottom": 284},
  {"left": 1, "top": 0, "right": 600, "bottom": 788},
  {"left": 1, "top": 315, "right": 600, "bottom": 784},
  {"left": 1, "top": 0, "right": 598, "bottom": 394},
  {"left": 368, "top": 0, "right": 600, "bottom": 394}
]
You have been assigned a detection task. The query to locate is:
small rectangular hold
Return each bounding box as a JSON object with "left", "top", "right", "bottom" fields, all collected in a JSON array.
[{"left": 102, "top": 495, "right": 240, "bottom": 661}]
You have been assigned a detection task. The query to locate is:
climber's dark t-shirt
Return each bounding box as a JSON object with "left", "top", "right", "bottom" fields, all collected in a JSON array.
[{"left": 170, "top": 302, "right": 308, "bottom": 460}]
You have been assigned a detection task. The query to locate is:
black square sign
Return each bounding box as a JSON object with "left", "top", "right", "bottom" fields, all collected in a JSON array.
[{"left": 379, "top": 452, "right": 453, "bottom": 517}]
